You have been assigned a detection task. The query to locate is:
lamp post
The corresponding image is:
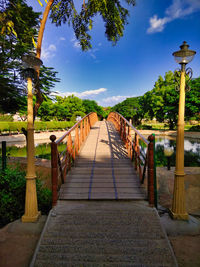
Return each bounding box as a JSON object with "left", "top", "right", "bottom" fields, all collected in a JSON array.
[
  {"left": 21, "top": 52, "right": 43, "bottom": 222},
  {"left": 170, "top": 41, "right": 196, "bottom": 220}
]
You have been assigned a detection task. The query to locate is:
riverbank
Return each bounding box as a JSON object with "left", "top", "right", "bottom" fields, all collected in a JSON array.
[
  {"left": 0, "top": 129, "right": 200, "bottom": 145},
  {"left": 0, "top": 130, "right": 69, "bottom": 145},
  {"left": 137, "top": 129, "right": 200, "bottom": 139}
]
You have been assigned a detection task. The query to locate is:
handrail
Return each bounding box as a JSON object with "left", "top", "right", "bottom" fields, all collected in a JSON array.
[
  {"left": 50, "top": 112, "right": 98, "bottom": 206},
  {"left": 114, "top": 112, "right": 149, "bottom": 145},
  {"left": 107, "top": 111, "right": 157, "bottom": 207}
]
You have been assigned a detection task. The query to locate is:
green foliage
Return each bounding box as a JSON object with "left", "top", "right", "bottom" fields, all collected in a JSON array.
[
  {"left": 0, "top": 114, "right": 13, "bottom": 121},
  {"left": 82, "top": 99, "right": 104, "bottom": 118},
  {"left": 0, "top": 165, "right": 52, "bottom": 227},
  {"left": 112, "top": 97, "right": 143, "bottom": 126},
  {"left": 0, "top": 121, "right": 74, "bottom": 133},
  {"left": 0, "top": 1, "right": 60, "bottom": 114},
  {"left": 50, "top": 0, "right": 136, "bottom": 51},
  {"left": 0, "top": 0, "right": 40, "bottom": 113},
  {"left": 187, "top": 125, "right": 200, "bottom": 132},
  {"left": 71, "top": 111, "right": 86, "bottom": 122},
  {"left": 141, "top": 72, "right": 200, "bottom": 130}
]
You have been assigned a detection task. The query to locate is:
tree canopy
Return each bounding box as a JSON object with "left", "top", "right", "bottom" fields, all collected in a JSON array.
[
  {"left": 50, "top": 0, "right": 136, "bottom": 51},
  {"left": 112, "top": 71, "right": 200, "bottom": 129},
  {"left": 36, "top": 96, "right": 105, "bottom": 121},
  {"left": 0, "top": 0, "right": 60, "bottom": 114}
]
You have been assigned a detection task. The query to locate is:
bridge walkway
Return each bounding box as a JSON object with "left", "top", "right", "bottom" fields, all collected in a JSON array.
[
  {"left": 59, "top": 121, "right": 146, "bottom": 200},
  {"left": 31, "top": 121, "right": 177, "bottom": 267}
]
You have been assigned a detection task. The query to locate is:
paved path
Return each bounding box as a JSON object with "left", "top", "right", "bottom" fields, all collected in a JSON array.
[
  {"left": 60, "top": 121, "right": 146, "bottom": 200},
  {"left": 31, "top": 121, "right": 178, "bottom": 266}
]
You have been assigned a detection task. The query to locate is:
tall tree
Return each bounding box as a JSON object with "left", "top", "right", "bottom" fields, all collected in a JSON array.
[
  {"left": 33, "top": 0, "right": 136, "bottom": 118},
  {"left": 0, "top": 0, "right": 60, "bottom": 114},
  {"left": 142, "top": 71, "right": 200, "bottom": 129},
  {"left": 82, "top": 99, "right": 104, "bottom": 118},
  {"left": 112, "top": 97, "right": 143, "bottom": 126},
  {"left": 0, "top": 0, "right": 40, "bottom": 113}
]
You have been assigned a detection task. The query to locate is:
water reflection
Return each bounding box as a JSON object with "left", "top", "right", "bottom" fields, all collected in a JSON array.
[
  {"left": 155, "top": 137, "right": 200, "bottom": 167},
  {"left": 0, "top": 137, "right": 199, "bottom": 167}
]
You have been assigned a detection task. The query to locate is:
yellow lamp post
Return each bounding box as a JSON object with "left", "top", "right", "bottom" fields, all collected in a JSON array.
[
  {"left": 170, "top": 41, "right": 196, "bottom": 220},
  {"left": 21, "top": 53, "right": 43, "bottom": 223}
]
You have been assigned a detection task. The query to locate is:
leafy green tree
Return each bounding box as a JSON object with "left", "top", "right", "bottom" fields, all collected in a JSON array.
[
  {"left": 0, "top": 0, "right": 60, "bottom": 114},
  {"left": 82, "top": 99, "right": 104, "bottom": 119},
  {"left": 0, "top": 0, "right": 40, "bottom": 113},
  {"left": 37, "top": 99, "right": 54, "bottom": 121},
  {"left": 50, "top": 0, "right": 136, "bottom": 51},
  {"left": 112, "top": 97, "right": 143, "bottom": 126},
  {"left": 185, "top": 77, "right": 200, "bottom": 121},
  {"left": 142, "top": 71, "right": 200, "bottom": 129}
]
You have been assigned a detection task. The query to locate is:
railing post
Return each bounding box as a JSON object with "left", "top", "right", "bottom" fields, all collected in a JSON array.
[
  {"left": 50, "top": 135, "right": 58, "bottom": 207},
  {"left": 80, "top": 121, "right": 83, "bottom": 144},
  {"left": 75, "top": 127, "right": 79, "bottom": 155},
  {"left": 84, "top": 118, "right": 87, "bottom": 139},
  {"left": 2, "top": 141, "right": 7, "bottom": 171},
  {"left": 68, "top": 133, "right": 73, "bottom": 165},
  {"left": 148, "top": 134, "right": 155, "bottom": 206},
  {"left": 134, "top": 133, "right": 138, "bottom": 171}
]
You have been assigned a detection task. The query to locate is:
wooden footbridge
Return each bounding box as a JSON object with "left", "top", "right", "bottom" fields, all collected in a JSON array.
[{"left": 31, "top": 112, "right": 177, "bottom": 266}]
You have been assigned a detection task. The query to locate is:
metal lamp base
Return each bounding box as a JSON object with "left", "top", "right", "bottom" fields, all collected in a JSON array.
[
  {"left": 21, "top": 211, "right": 41, "bottom": 223},
  {"left": 169, "top": 209, "right": 189, "bottom": 220}
]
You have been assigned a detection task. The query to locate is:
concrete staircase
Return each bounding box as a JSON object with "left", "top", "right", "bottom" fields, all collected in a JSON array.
[{"left": 31, "top": 201, "right": 177, "bottom": 266}]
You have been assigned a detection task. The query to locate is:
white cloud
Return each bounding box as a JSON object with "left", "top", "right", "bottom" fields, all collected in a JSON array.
[
  {"left": 100, "top": 95, "right": 134, "bottom": 107},
  {"left": 60, "top": 37, "right": 66, "bottom": 41},
  {"left": 52, "top": 88, "right": 107, "bottom": 99},
  {"left": 49, "top": 44, "right": 56, "bottom": 51},
  {"left": 71, "top": 35, "right": 81, "bottom": 49},
  {"left": 41, "top": 44, "right": 57, "bottom": 60},
  {"left": 147, "top": 15, "right": 170, "bottom": 33},
  {"left": 147, "top": 0, "right": 200, "bottom": 34}
]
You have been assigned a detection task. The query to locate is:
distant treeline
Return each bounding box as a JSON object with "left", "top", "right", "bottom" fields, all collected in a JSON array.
[{"left": 111, "top": 71, "right": 200, "bottom": 130}]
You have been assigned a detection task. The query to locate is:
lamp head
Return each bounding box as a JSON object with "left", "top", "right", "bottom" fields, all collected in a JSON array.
[
  {"left": 22, "top": 52, "right": 43, "bottom": 71},
  {"left": 172, "top": 41, "right": 196, "bottom": 65}
]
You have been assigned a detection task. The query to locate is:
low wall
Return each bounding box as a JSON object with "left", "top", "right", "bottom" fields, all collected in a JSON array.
[{"left": 157, "top": 167, "right": 200, "bottom": 215}]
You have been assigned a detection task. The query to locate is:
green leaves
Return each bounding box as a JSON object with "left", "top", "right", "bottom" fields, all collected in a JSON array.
[{"left": 50, "top": 0, "right": 136, "bottom": 51}]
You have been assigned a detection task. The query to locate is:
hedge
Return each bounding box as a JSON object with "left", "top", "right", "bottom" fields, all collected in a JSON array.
[{"left": 0, "top": 121, "right": 75, "bottom": 133}]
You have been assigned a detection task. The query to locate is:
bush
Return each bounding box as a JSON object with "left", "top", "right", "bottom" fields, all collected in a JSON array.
[
  {"left": 0, "top": 114, "right": 13, "bottom": 121},
  {"left": 0, "top": 121, "right": 75, "bottom": 133},
  {"left": 0, "top": 166, "right": 52, "bottom": 227},
  {"left": 188, "top": 125, "right": 200, "bottom": 132}
]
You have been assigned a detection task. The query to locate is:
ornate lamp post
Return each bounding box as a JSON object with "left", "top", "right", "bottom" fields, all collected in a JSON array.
[
  {"left": 170, "top": 41, "right": 196, "bottom": 220},
  {"left": 21, "top": 53, "right": 43, "bottom": 222}
]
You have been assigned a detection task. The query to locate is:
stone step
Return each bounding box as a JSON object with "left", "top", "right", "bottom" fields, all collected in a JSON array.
[
  {"left": 35, "top": 249, "right": 174, "bottom": 264},
  {"left": 34, "top": 260, "right": 173, "bottom": 267}
]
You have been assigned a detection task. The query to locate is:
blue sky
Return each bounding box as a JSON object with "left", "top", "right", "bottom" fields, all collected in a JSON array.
[{"left": 27, "top": 0, "right": 200, "bottom": 107}]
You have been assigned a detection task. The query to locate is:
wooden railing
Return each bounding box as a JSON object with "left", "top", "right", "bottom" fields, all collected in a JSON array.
[
  {"left": 50, "top": 112, "right": 98, "bottom": 206},
  {"left": 107, "top": 112, "right": 157, "bottom": 207}
]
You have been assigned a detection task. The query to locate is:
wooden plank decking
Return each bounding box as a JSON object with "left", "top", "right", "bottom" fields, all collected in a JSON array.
[{"left": 59, "top": 121, "right": 146, "bottom": 200}]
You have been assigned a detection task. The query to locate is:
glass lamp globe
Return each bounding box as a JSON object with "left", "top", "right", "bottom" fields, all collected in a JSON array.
[
  {"left": 22, "top": 52, "right": 43, "bottom": 71},
  {"left": 172, "top": 41, "right": 196, "bottom": 65}
]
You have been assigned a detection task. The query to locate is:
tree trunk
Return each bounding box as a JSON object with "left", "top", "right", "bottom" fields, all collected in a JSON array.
[{"left": 33, "top": 0, "right": 54, "bottom": 120}]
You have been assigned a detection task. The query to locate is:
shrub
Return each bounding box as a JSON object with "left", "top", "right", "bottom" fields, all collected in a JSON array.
[
  {"left": 0, "top": 114, "right": 13, "bottom": 121},
  {"left": 0, "top": 166, "right": 52, "bottom": 228},
  {"left": 189, "top": 125, "right": 200, "bottom": 132},
  {"left": 0, "top": 121, "right": 75, "bottom": 133}
]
